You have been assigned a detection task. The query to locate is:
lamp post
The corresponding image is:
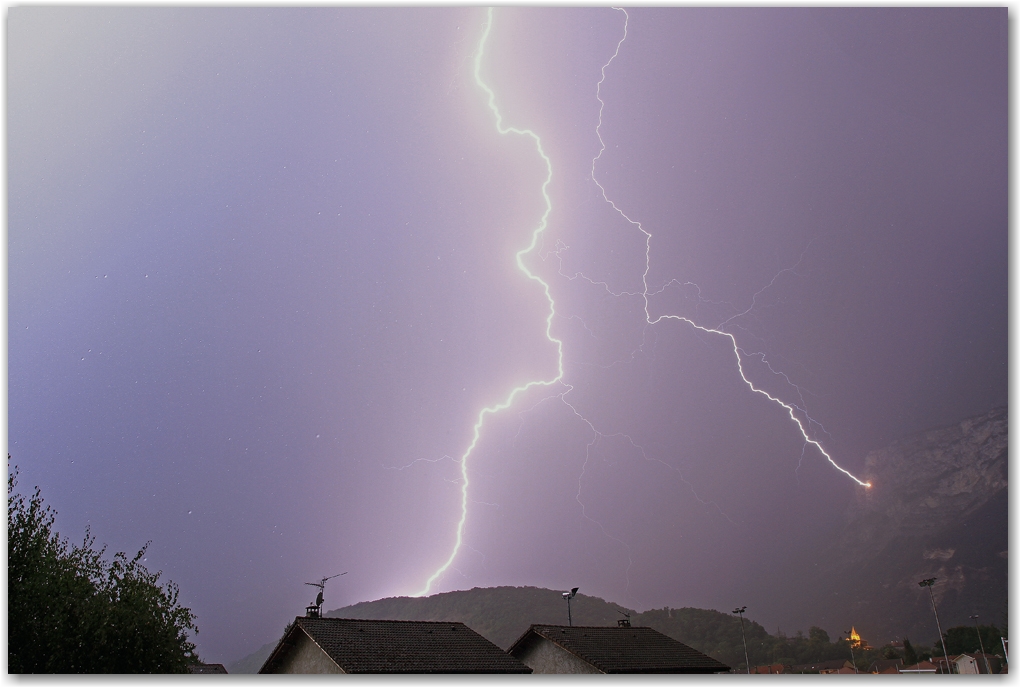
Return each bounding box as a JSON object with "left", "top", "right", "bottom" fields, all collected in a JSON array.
[
  {"left": 562, "top": 587, "right": 578, "bottom": 626},
  {"left": 844, "top": 631, "right": 859, "bottom": 673},
  {"left": 919, "top": 578, "right": 950, "bottom": 673},
  {"left": 970, "top": 615, "right": 991, "bottom": 674},
  {"left": 733, "top": 606, "right": 749, "bottom": 674}
]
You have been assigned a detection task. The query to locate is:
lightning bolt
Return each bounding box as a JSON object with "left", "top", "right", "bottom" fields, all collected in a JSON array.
[
  {"left": 591, "top": 7, "right": 871, "bottom": 489},
  {"left": 413, "top": 7, "right": 567, "bottom": 597},
  {"left": 415, "top": 4, "right": 869, "bottom": 600}
]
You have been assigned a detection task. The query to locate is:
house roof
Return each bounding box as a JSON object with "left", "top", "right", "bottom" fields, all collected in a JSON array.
[
  {"left": 751, "top": 663, "right": 787, "bottom": 673},
  {"left": 900, "top": 660, "right": 938, "bottom": 672},
  {"left": 791, "top": 659, "right": 853, "bottom": 672},
  {"left": 186, "top": 663, "right": 228, "bottom": 674},
  {"left": 260, "top": 617, "right": 532, "bottom": 673},
  {"left": 866, "top": 658, "right": 903, "bottom": 673},
  {"left": 508, "top": 625, "right": 730, "bottom": 674}
]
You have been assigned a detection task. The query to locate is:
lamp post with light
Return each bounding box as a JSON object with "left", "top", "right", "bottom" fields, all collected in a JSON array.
[
  {"left": 733, "top": 606, "right": 749, "bottom": 674},
  {"left": 562, "top": 587, "right": 578, "bottom": 627},
  {"left": 919, "top": 578, "right": 950, "bottom": 673},
  {"left": 970, "top": 614, "right": 991, "bottom": 674}
]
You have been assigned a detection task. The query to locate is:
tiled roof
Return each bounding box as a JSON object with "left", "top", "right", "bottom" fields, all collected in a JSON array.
[
  {"left": 510, "top": 625, "right": 730, "bottom": 673},
  {"left": 263, "top": 617, "right": 532, "bottom": 673},
  {"left": 900, "top": 660, "right": 938, "bottom": 672},
  {"left": 866, "top": 658, "right": 903, "bottom": 673},
  {"left": 186, "top": 663, "right": 228, "bottom": 674},
  {"left": 752, "top": 663, "right": 788, "bottom": 673},
  {"left": 791, "top": 658, "right": 852, "bottom": 672}
]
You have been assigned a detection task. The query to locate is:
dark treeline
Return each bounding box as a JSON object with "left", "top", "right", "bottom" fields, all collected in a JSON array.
[
  {"left": 633, "top": 607, "right": 1006, "bottom": 672},
  {"left": 8, "top": 465, "right": 199, "bottom": 673}
]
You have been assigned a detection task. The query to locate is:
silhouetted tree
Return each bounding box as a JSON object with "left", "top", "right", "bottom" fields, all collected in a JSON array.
[
  {"left": 9, "top": 465, "right": 198, "bottom": 673},
  {"left": 902, "top": 638, "right": 918, "bottom": 666},
  {"left": 943, "top": 625, "right": 1003, "bottom": 655},
  {"left": 808, "top": 626, "right": 830, "bottom": 644}
]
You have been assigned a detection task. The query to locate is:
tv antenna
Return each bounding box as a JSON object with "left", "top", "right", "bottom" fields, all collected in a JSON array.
[
  {"left": 616, "top": 609, "right": 631, "bottom": 628},
  {"left": 305, "top": 572, "right": 347, "bottom": 613}
]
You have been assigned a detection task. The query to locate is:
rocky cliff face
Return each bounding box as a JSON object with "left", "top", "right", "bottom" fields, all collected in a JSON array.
[
  {"left": 839, "top": 406, "right": 1007, "bottom": 563},
  {"left": 810, "top": 407, "right": 1007, "bottom": 644}
]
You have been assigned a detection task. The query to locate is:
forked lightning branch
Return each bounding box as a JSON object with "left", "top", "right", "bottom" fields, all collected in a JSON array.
[{"left": 415, "top": 6, "right": 870, "bottom": 598}]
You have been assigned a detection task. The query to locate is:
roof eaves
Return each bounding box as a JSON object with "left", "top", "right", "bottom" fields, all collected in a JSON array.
[
  {"left": 524, "top": 625, "right": 729, "bottom": 673},
  {"left": 507, "top": 624, "right": 544, "bottom": 655},
  {"left": 258, "top": 618, "right": 304, "bottom": 674},
  {"left": 531, "top": 626, "right": 610, "bottom": 672},
  {"left": 260, "top": 618, "right": 343, "bottom": 674},
  {"left": 298, "top": 617, "right": 530, "bottom": 673}
]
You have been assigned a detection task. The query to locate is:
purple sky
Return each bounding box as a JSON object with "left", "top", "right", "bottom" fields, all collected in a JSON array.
[{"left": 8, "top": 8, "right": 1006, "bottom": 663}]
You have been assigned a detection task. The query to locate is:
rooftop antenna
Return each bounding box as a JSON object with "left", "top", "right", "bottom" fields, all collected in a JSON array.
[
  {"left": 562, "top": 587, "right": 579, "bottom": 626},
  {"left": 304, "top": 572, "right": 346, "bottom": 618},
  {"left": 616, "top": 609, "right": 631, "bottom": 628}
]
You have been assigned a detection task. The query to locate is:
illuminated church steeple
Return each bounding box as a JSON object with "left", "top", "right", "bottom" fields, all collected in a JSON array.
[{"left": 847, "top": 627, "right": 870, "bottom": 650}]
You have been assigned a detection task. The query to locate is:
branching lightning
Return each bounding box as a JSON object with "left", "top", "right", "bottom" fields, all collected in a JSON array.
[
  {"left": 590, "top": 8, "right": 871, "bottom": 489},
  {"left": 414, "top": 4, "right": 868, "bottom": 600},
  {"left": 413, "top": 7, "right": 568, "bottom": 597}
]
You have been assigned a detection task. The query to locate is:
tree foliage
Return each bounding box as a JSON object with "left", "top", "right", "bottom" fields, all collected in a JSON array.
[
  {"left": 943, "top": 624, "right": 1003, "bottom": 656},
  {"left": 8, "top": 466, "right": 198, "bottom": 673},
  {"left": 902, "top": 637, "right": 918, "bottom": 665},
  {"left": 633, "top": 607, "right": 877, "bottom": 671}
]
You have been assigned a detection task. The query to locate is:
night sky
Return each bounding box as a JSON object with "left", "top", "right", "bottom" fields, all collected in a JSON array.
[{"left": 8, "top": 8, "right": 1007, "bottom": 663}]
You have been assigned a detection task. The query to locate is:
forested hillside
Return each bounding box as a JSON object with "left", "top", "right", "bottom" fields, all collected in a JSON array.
[{"left": 329, "top": 586, "right": 631, "bottom": 648}]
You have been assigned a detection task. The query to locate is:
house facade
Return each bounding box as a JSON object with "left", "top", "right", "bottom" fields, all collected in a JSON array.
[
  {"left": 933, "top": 653, "right": 1004, "bottom": 674},
  {"left": 259, "top": 617, "right": 532, "bottom": 674},
  {"left": 508, "top": 624, "right": 730, "bottom": 674}
]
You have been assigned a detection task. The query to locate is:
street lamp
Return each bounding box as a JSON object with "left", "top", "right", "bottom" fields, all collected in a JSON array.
[
  {"left": 733, "top": 606, "right": 749, "bottom": 674},
  {"left": 919, "top": 578, "right": 950, "bottom": 673},
  {"left": 970, "top": 615, "right": 991, "bottom": 674},
  {"left": 844, "top": 630, "right": 859, "bottom": 673},
  {"left": 562, "top": 587, "right": 578, "bottom": 626}
]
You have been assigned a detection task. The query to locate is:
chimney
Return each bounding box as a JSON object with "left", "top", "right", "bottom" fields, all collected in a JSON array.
[
  {"left": 618, "top": 619, "right": 631, "bottom": 628},
  {"left": 306, "top": 605, "right": 321, "bottom": 618}
]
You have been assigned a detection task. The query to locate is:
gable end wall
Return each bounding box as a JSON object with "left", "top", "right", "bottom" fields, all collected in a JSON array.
[
  {"left": 273, "top": 628, "right": 344, "bottom": 674},
  {"left": 514, "top": 635, "right": 602, "bottom": 674}
]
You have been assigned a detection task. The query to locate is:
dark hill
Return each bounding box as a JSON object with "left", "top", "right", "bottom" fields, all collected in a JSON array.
[{"left": 326, "top": 585, "right": 631, "bottom": 649}]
